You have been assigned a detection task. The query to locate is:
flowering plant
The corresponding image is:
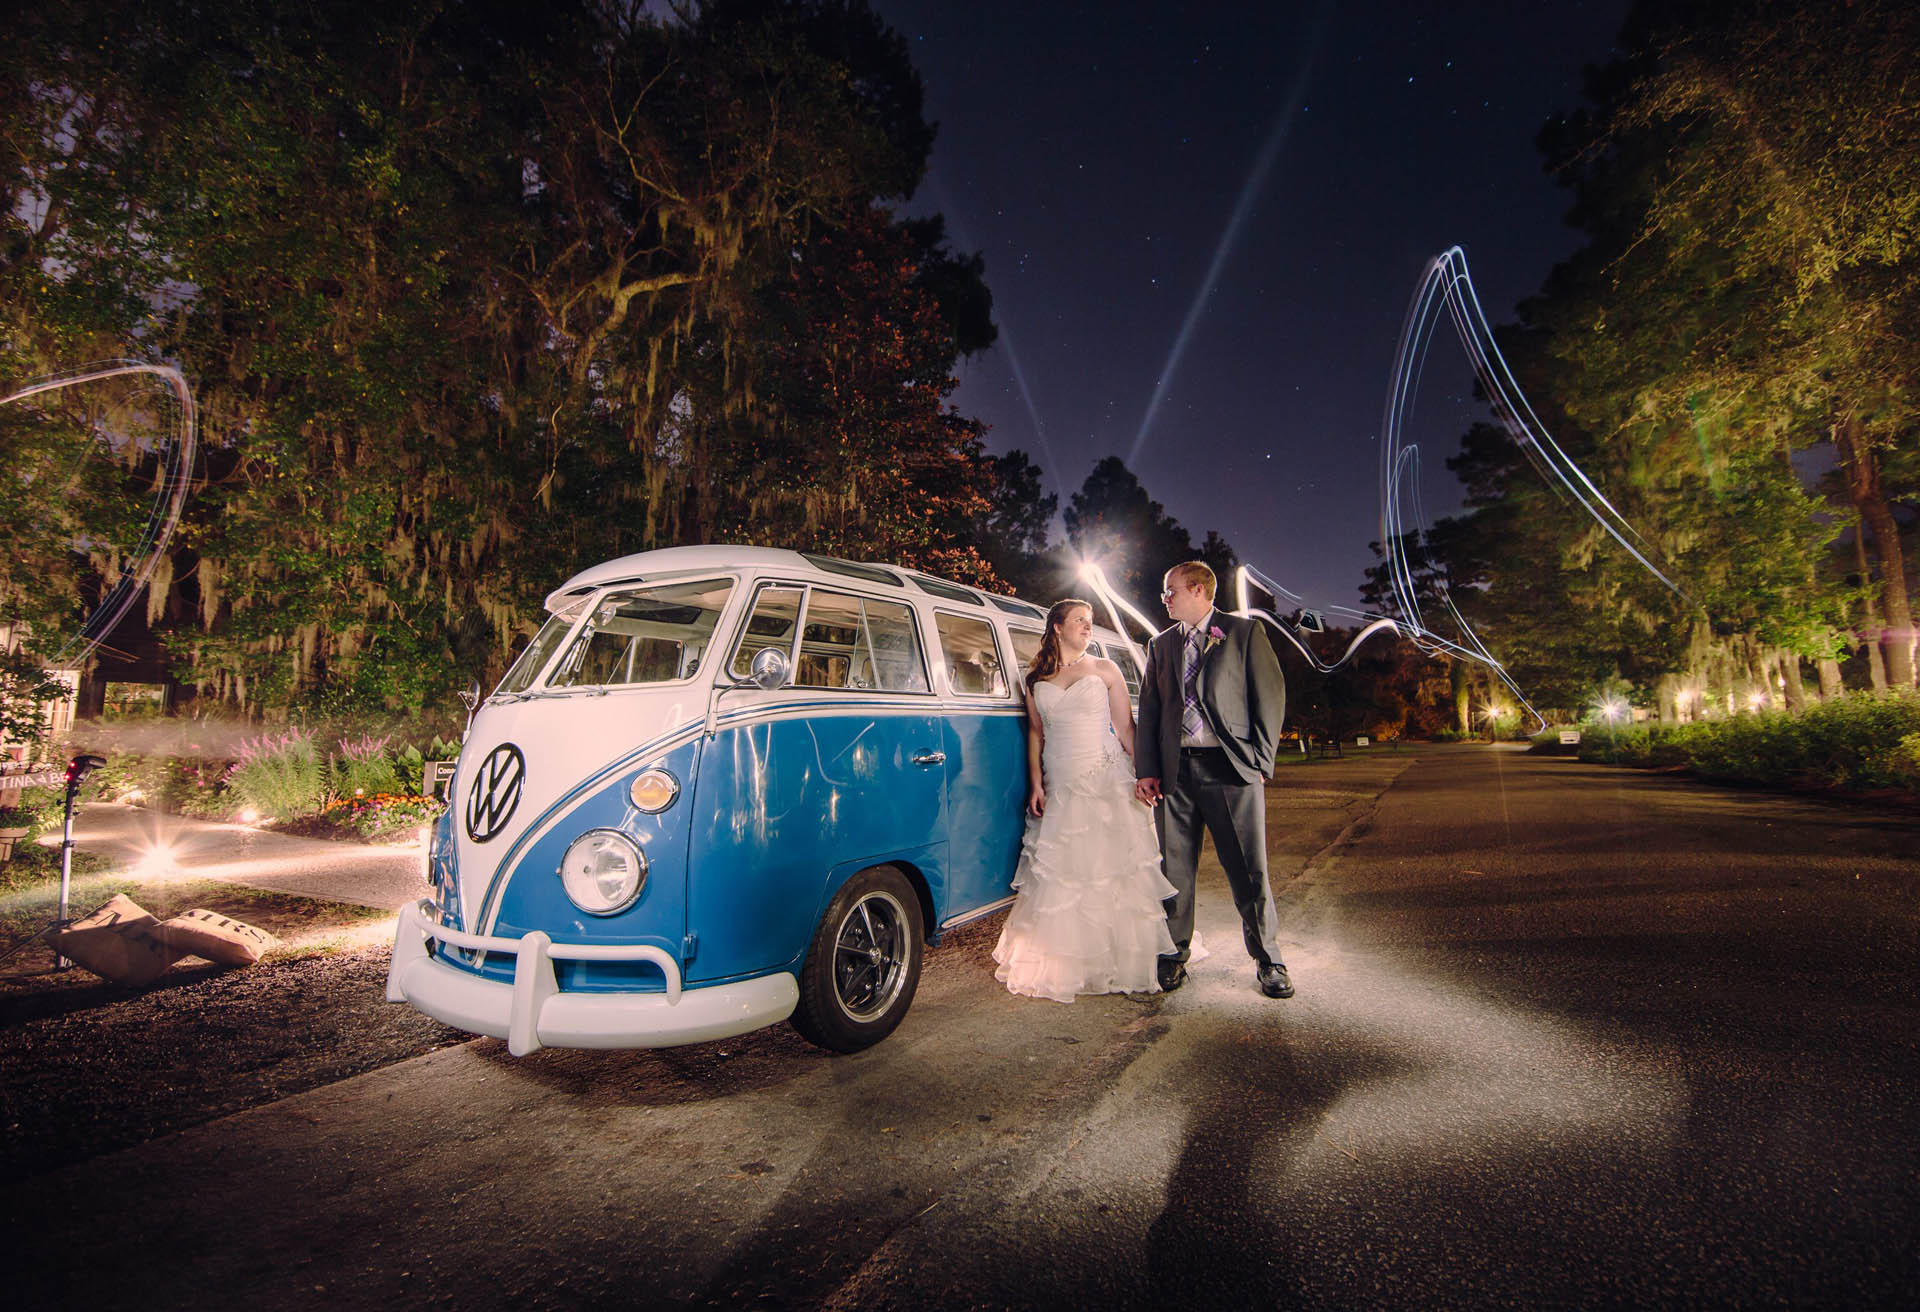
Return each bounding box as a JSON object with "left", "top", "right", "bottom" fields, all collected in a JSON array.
[
  {"left": 1206, "top": 624, "right": 1226, "bottom": 650},
  {"left": 321, "top": 791, "right": 447, "bottom": 842}
]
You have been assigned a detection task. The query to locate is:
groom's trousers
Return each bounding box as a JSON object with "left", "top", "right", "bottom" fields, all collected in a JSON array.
[{"left": 1155, "top": 746, "right": 1282, "bottom": 969}]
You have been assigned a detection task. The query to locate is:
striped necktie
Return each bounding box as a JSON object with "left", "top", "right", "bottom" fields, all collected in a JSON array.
[{"left": 1181, "top": 626, "right": 1205, "bottom": 740}]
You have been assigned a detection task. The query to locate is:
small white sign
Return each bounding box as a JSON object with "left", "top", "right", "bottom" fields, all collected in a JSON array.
[
  {"left": 0, "top": 766, "right": 66, "bottom": 789},
  {"left": 1355, "top": 736, "right": 1369, "bottom": 747},
  {"left": 1559, "top": 730, "right": 1581, "bottom": 745}
]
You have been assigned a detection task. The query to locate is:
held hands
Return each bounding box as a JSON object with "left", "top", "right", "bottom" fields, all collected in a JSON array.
[
  {"left": 1027, "top": 782, "right": 1047, "bottom": 818},
  {"left": 1134, "top": 776, "right": 1162, "bottom": 806}
]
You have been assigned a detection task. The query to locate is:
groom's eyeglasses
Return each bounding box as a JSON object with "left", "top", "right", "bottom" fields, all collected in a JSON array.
[{"left": 1159, "top": 587, "right": 1179, "bottom": 600}]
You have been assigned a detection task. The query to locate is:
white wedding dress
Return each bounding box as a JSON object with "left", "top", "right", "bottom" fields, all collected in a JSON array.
[{"left": 993, "top": 674, "right": 1178, "bottom": 1002}]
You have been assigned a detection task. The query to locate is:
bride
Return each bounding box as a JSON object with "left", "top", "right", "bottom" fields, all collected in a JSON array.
[{"left": 994, "top": 599, "right": 1178, "bottom": 1002}]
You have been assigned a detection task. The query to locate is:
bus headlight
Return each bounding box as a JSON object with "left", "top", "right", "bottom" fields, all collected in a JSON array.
[
  {"left": 559, "top": 829, "right": 647, "bottom": 915},
  {"left": 628, "top": 768, "right": 679, "bottom": 813}
]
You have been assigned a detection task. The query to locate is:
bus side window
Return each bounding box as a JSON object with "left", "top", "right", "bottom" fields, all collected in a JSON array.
[
  {"left": 935, "top": 612, "right": 1010, "bottom": 697},
  {"left": 1106, "top": 642, "right": 1143, "bottom": 701},
  {"left": 731, "top": 587, "right": 804, "bottom": 679},
  {"left": 799, "top": 590, "right": 928, "bottom": 693},
  {"left": 1008, "top": 627, "right": 1044, "bottom": 693}
]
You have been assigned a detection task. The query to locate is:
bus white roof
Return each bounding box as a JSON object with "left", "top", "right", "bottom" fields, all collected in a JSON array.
[{"left": 543, "top": 546, "right": 1061, "bottom": 627}]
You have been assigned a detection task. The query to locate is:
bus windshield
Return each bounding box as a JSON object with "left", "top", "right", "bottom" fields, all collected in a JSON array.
[{"left": 544, "top": 578, "right": 735, "bottom": 689}]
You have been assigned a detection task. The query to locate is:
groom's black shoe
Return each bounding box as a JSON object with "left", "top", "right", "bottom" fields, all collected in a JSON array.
[
  {"left": 1157, "top": 961, "right": 1188, "bottom": 993},
  {"left": 1257, "top": 962, "right": 1295, "bottom": 999}
]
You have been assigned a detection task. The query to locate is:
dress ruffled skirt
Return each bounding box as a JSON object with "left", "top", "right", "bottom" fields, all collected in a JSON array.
[{"left": 993, "top": 748, "right": 1178, "bottom": 1003}]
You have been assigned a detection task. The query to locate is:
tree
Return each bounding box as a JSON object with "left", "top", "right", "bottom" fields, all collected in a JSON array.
[
  {"left": 1422, "top": 0, "right": 1920, "bottom": 716},
  {"left": 0, "top": 0, "right": 1000, "bottom": 712},
  {"left": 1535, "top": 0, "right": 1919, "bottom": 688},
  {"left": 1064, "top": 457, "right": 1195, "bottom": 610},
  {"left": 979, "top": 449, "right": 1059, "bottom": 600}
]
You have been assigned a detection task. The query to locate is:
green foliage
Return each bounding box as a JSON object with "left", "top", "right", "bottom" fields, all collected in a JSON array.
[
  {"left": 392, "top": 735, "right": 460, "bottom": 794},
  {"left": 93, "top": 753, "right": 235, "bottom": 819},
  {"left": 224, "top": 729, "right": 325, "bottom": 820},
  {"left": 1417, "top": 0, "right": 1920, "bottom": 703},
  {"left": 1890, "top": 734, "right": 1920, "bottom": 786},
  {"left": 330, "top": 733, "right": 404, "bottom": 801},
  {"left": 2, "top": 0, "right": 1001, "bottom": 714},
  {"left": 1580, "top": 692, "right": 1920, "bottom": 792},
  {"left": 0, "top": 649, "right": 71, "bottom": 750}
]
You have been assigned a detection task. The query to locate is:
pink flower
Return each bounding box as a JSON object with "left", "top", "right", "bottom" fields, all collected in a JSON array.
[{"left": 1208, "top": 625, "right": 1226, "bottom": 642}]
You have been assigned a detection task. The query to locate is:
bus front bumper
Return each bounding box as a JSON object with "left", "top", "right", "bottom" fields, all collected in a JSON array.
[{"left": 386, "top": 898, "right": 798, "bottom": 1055}]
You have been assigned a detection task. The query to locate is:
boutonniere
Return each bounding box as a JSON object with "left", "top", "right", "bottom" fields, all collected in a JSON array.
[{"left": 1205, "top": 624, "right": 1225, "bottom": 652}]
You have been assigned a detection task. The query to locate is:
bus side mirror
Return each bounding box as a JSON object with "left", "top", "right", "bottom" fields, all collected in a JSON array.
[
  {"left": 742, "top": 647, "right": 791, "bottom": 691},
  {"left": 1293, "top": 609, "right": 1325, "bottom": 634}
]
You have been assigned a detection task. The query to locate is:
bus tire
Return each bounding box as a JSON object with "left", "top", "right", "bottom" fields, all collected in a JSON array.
[{"left": 790, "top": 865, "right": 924, "bottom": 1053}]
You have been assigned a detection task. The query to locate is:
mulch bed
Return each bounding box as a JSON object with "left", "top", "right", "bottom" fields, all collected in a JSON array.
[{"left": 0, "top": 946, "right": 465, "bottom": 1179}]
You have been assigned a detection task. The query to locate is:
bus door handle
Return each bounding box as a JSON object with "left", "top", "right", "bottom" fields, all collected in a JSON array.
[{"left": 912, "top": 751, "right": 946, "bottom": 766}]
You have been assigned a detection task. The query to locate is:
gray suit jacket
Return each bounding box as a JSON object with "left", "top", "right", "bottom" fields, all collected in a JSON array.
[{"left": 1135, "top": 610, "right": 1287, "bottom": 786}]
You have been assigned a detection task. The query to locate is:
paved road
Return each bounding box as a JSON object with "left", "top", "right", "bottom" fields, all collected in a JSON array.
[
  {"left": 63, "top": 803, "right": 426, "bottom": 910},
  {"left": 9, "top": 748, "right": 1918, "bottom": 1309}
]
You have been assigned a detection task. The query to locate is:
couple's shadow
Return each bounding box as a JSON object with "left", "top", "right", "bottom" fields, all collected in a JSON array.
[{"left": 1141, "top": 1027, "right": 1410, "bottom": 1304}]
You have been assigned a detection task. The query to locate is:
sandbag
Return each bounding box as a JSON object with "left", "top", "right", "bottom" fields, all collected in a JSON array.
[
  {"left": 156, "top": 908, "right": 278, "bottom": 967},
  {"left": 53, "top": 894, "right": 184, "bottom": 986}
]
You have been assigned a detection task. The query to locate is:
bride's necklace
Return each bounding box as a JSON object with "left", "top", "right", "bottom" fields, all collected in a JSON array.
[{"left": 1060, "top": 651, "right": 1088, "bottom": 669}]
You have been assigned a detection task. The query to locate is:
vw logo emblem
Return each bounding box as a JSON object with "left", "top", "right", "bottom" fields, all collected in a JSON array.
[{"left": 465, "top": 743, "right": 526, "bottom": 843}]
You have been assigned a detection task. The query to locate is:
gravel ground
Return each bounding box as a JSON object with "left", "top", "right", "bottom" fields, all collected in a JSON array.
[
  {"left": 1, "top": 804, "right": 459, "bottom": 1181},
  {"left": 0, "top": 944, "right": 465, "bottom": 1179}
]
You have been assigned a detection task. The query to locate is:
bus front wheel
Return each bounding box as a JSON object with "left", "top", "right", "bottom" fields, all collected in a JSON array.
[{"left": 791, "top": 866, "right": 924, "bottom": 1053}]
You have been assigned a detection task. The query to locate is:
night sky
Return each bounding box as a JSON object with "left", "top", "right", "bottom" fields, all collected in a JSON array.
[{"left": 873, "top": 0, "right": 1631, "bottom": 608}]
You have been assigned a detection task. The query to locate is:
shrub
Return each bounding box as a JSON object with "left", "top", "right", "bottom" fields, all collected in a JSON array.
[
  {"left": 1579, "top": 691, "right": 1920, "bottom": 794},
  {"left": 392, "top": 735, "right": 462, "bottom": 794},
  {"left": 1888, "top": 732, "right": 1920, "bottom": 787},
  {"left": 226, "top": 729, "right": 325, "bottom": 820},
  {"left": 332, "top": 733, "right": 404, "bottom": 800}
]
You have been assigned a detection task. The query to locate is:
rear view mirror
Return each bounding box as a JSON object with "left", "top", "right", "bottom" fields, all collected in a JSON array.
[{"left": 744, "top": 647, "right": 791, "bottom": 690}]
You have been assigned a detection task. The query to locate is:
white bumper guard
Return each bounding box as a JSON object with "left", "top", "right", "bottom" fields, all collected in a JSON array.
[{"left": 386, "top": 898, "right": 798, "bottom": 1055}]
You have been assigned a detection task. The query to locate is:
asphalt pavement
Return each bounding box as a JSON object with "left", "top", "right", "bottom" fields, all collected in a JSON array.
[{"left": 9, "top": 749, "right": 1918, "bottom": 1310}]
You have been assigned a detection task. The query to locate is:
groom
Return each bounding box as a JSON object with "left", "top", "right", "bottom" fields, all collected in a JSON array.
[{"left": 1134, "top": 560, "right": 1293, "bottom": 998}]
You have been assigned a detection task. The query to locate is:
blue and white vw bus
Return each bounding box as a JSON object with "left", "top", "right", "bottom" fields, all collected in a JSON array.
[{"left": 387, "top": 546, "right": 1144, "bottom": 1054}]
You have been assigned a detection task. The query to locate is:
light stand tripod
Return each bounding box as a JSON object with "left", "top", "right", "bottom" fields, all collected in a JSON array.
[
  {"left": 51, "top": 753, "right": 108, "bottom": 969},
  {"left": 0, "top": 751, "right": 107, "bottom": 972}
]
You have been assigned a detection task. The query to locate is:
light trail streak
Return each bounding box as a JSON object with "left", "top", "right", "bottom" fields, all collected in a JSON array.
[
  {"left": 2, "top": 361, "right": 199, "bottom": 669},
  {"left": 924, "top": 169, "right": 1066, "bottom": 492},
  {"left": 1135, "top": 248, "right": 1683, "bottom": 733},
  {"left": 1126, "top": 29, "right": 1321, "bottom": 469},
  {"left": 1078, "top": 562, "right": 1155, "bottom": 671}
]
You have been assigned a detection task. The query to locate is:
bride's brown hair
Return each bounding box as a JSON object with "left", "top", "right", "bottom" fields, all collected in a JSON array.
[{"left": 1026, "top": 599, "right": 1093, "bottom": 695}]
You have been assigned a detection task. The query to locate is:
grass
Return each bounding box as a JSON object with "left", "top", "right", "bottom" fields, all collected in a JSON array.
[
  {"left": 0, "top": 839, "right": 110, "bottom": 897},
  {"left": 1, "top": 872, "right": 396, "bottom": 986}
]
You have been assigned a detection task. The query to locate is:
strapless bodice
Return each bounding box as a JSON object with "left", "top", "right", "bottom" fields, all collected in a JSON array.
[{"left": 1034, "top": 676, "right": 1126, "bottom": 791}]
